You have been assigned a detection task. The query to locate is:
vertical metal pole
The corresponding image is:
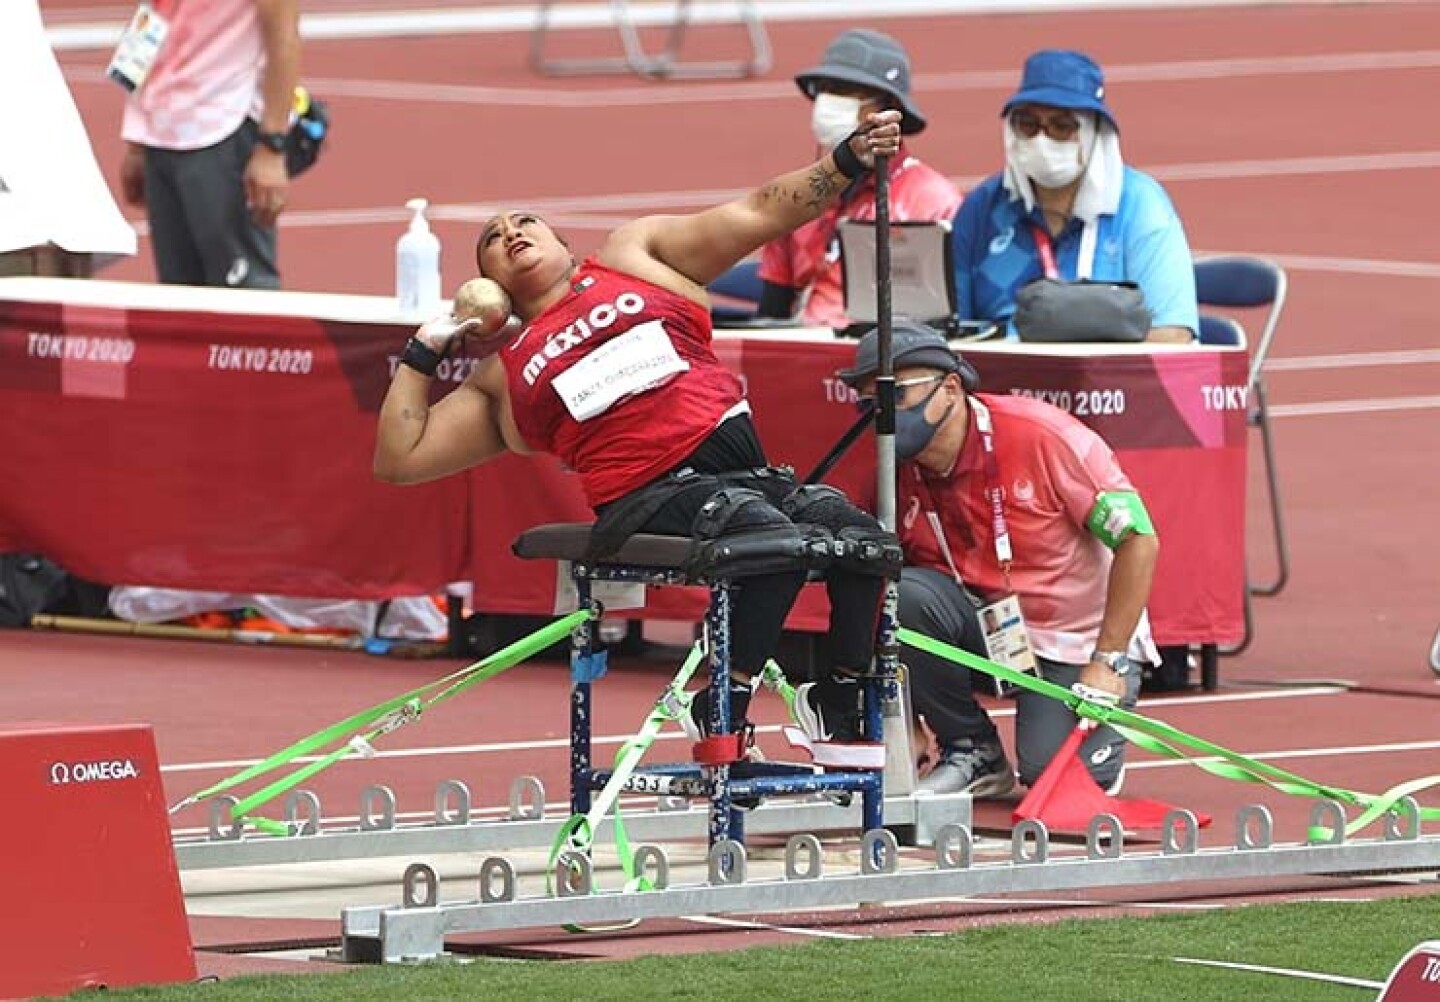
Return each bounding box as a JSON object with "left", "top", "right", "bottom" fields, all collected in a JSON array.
[
  {"left": 874, "top": 156, "right": 896, "bottom": 533},
  {"left": 570, "top": 575, "right": 594, "bottom": 816},
  {"left": 707, "top": 586, "right": 735, "bottom": 847},
  {"left": 872, "top": 156, "right": 918, "bottom": 800}
]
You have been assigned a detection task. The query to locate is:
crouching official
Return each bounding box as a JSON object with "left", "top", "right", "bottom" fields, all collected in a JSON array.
[{"left": 838, "top": 322, "right": 1158, "bottom": 796}]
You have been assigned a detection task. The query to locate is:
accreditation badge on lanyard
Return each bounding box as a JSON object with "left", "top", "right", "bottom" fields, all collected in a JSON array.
[
  {"left": 107, "top": 3, "right": 171, "bottom": 93},
  {"left": 970, "top": 397, "right": 1038, "bottom": 695}
]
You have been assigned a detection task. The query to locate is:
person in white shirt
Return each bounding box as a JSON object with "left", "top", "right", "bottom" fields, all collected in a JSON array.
[{"left": 0, "top": 0, "right": 136, "bottom": 276}]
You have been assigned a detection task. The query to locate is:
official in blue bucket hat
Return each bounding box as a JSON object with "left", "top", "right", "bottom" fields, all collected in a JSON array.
[
  {"left": 948, "top": 48, "right": 1199, "bottom": 344},
  {"left": 1002, "top": 49, "right": 1117, "bottom": 130}
]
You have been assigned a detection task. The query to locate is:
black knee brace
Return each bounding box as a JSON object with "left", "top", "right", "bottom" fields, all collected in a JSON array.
[
  {"left": 685, "top": 487, "right": 831, "bottom": 580},
  {"left": 781, "top": 485, "right": 902, "bottom": 578},
  {"left": 832, "top": 526, "right": 903, "bottom": 578},
  {"left": 780, "top": 484, "right": 862, "bottom": 530}
]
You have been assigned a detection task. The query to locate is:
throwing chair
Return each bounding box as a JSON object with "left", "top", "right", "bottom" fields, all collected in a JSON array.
[{"left": 513, "top": 521, "right": 895, "bottom": 847}]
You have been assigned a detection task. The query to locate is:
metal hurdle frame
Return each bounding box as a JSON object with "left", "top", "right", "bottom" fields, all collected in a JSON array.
[
  {"left": 530, "top": 0, "right": 771, "bottom": 79},
  {"left": 338, "top": 800, "right": 1440, "bottom": 963}
]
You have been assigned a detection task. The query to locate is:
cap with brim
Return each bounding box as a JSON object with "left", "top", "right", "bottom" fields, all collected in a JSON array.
[
  {"left": 795, "top": 29, "right": 926, "bottom": 135},
  {"left": 837, "top": 320, "right": 959, "bottom": 386},
  {"left": 1001, "top": 49, "right": 1117, "bottom": 131}
]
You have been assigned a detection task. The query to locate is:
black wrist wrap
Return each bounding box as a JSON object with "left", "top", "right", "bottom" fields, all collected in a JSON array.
[
  {"left": 401, "top": 337, "right": 444, "bottom": 376},
  {"left": 832, "top": 135, "right": 869, "bottom": 180}
]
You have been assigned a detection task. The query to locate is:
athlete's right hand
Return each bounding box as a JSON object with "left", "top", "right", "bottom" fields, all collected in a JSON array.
[{"left": 414, "top": 313, "right": 486, "bottom": 356}]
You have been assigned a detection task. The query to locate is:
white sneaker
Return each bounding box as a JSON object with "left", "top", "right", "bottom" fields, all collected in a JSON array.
[{"left": 783, "top": 678, "right": 884, "bottom": 770}]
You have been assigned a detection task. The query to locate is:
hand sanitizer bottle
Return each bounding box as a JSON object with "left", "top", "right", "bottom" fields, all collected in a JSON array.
[{"left": 396, "top": 197, "right": 441, "bottom": 317}]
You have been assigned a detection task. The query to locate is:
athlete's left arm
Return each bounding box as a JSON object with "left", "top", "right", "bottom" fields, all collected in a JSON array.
[{"left": 599, "top": 111, "right": 901, "bottom": 298}]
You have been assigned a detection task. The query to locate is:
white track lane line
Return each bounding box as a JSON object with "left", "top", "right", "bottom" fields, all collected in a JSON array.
[
  {"left": 1270, "top": 394, "right": 1440, "bottom": 418},
  {"left": 157, "top": 686, "right": 1346, "bottom": 774},
  {"left": 1126, "top": 737, "right": 1440, "bottom": 772},
  {"left": 1266, "top": 348, "right": 1440, "bottom": 371},
  {"left": 1169, "top": 957, "right": 1384, "bottom": 990},
  {"left": 681, "top": 914, "right": 870, "bottom": 940}
]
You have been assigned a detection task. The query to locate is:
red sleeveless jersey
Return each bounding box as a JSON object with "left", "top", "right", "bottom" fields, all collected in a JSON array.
[{"left": 500, "top": 261, "right": 744, "bottom": 506}]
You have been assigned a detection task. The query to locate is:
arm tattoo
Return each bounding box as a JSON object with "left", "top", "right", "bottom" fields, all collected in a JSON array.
[
  {"left": 804, "top": 165, "right": 843, "bottom": 210},
  {"left": 757, "top": 166, "right": 843, "bottom": 214},
  {"left": 399, "top": 406, "right": 427, "bottom": 424}
]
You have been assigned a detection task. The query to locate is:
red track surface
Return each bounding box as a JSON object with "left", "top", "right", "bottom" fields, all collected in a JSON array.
[{"left": 10, "top": 0, "right": 1440, "bottom": 972}]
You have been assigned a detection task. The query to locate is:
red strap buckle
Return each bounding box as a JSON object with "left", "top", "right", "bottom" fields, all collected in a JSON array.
[{"left": 692, "top": 727, "right": 750, "bottom": 765}]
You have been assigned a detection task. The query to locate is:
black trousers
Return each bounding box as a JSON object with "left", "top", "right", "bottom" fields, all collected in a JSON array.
[
  {"left": 143, "top": 120, "right": 280, "bottom": 289},
  {"left": 634, "top": 473, "right": 885, "bottom": 676},
  {"left": 602, "top": 413, "right": 885, "bottom": 677},
  {"left": 899, "top": 566, "right": 1139, "bottom": 788}
]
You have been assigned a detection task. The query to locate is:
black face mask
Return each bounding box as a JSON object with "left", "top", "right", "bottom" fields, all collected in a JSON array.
[{"left": 895, "top": 383, "right": 954, "bottom": 460}]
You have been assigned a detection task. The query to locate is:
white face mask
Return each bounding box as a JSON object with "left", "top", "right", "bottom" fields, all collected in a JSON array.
[
  {"left": 1012, "top": 134, "right": 1084, "bottom": 189},
  {"left": 811, "top": 92, "right": 863, "bottom": 149}
]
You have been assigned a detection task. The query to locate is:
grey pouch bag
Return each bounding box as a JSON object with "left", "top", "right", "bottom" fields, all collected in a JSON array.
[{"left": 1013, "top": 278, "right": 1152, "bottom": 343}]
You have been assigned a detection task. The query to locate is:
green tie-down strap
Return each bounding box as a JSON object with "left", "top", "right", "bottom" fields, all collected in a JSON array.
[
  {"left": 171, "top": 609, "right": 597, "bottom": 834},
  {"left": 897, "top": 627, "right": 1440, "bottom": 839},
  {"left": 549, "top": 642, "right": 706, "bottom": 932}
]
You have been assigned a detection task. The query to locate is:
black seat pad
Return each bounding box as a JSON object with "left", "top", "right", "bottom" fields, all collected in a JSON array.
[{"left": 513, "top": 523, "right": 693, "bottom": 570}]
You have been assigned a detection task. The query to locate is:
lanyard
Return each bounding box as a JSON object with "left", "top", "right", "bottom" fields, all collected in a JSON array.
[
  {"left": 970, "top": 397, "right": 1014, "bottom": 578},
  {"left": 1031, "top": 220, "right": 1101, "bottom": 280},
  {"left": 1030, "top": 224, "right": 1060, "bottom": 279},
  {"left": 917, "top": 397, "right": 1013, "bottom": 590}
]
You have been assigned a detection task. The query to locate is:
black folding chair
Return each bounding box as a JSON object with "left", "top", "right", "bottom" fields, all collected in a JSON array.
[{"left": 1194, "top": 256, "right": 1290, "bottom": 602}]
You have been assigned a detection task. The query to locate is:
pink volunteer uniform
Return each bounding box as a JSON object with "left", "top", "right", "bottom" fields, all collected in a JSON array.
[
  {"left": 759, "top": 150, "right": 960, "bottom": 329},
  {"left": 500, "top": 261, "right": 746, "bottom": 507},
  {"left": 120, "top": 0, "right": 266, "bottom": 149},
  {"left": 898, "top": 393, "right": 1157, "bottom": 665}
]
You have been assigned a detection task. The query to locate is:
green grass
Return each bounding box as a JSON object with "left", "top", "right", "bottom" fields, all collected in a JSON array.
[{"left": 90, "top": 894, "right": 1439, "bottom": 1002}]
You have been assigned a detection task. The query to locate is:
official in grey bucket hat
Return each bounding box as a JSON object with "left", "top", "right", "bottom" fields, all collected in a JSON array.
[
  {"left": 1001, "top": 49, "right": 1117, "bottom": 130},
  {"left": 795, "top": 29, "right": 927, "bottom": 135},
  {"left": 837, "top": 320, "right": 980, "bottom": 391}
]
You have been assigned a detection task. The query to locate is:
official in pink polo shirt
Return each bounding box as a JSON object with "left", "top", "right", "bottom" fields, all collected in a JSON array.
[
  {"left": 839, "top": 321, "right": 1158, "bottom": 796},
  {"left": 118, "top": 0, "right": 300, "bottom": 289}
]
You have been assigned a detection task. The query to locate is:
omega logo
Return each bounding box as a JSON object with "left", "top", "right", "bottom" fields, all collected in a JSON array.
[{"left": 49, "top": 759, "right": 141, "bottom": 785}]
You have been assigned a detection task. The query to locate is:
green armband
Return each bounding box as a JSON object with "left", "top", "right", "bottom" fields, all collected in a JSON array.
[{"left": 1086, "top": 491, "right": 1155, "bottom": 549}]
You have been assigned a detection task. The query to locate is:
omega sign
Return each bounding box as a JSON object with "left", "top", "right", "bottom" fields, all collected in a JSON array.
[{"left": 49, "top": 759, "right": 141, "bottom": 785}]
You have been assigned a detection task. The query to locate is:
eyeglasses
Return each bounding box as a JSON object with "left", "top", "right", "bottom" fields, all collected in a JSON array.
[
  {"left": 855, "top": 373, "right": 946, "bottom": 411},
  {"left": 1010, "top": 110, "right": 1082, "bottom": 141}
]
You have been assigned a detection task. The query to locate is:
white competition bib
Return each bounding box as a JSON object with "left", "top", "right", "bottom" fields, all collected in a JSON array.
[
  {"left": 107, "top": 4, "right": 170, "bottom": 93},
  {"left": 551, "top": 319, "right": 688, "bottom": 422}
]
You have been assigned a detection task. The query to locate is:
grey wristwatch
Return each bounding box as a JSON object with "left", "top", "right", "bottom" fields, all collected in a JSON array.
[{"left": 1092, "top": 650, "right": 1132, "bottom": 676}]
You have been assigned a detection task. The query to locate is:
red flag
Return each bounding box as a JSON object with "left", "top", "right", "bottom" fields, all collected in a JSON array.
[{"left": 1013, "top": 725, "right": 1212, "bottom": 833}]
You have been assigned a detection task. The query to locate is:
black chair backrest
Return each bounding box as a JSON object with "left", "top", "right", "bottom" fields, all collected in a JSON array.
[
  {"left": 1198, "top": 314, "right": 1245, "bottom": 348},
  {"left": 1193, "top": 255, "right": 1287, "bottom": 391},
  {"left": 1193, "top": 256, "right": 1281, "bottom": 309}
]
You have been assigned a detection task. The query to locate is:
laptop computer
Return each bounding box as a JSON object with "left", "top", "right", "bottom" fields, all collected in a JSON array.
[{"left": 837, "top": 219, "right": 995, "bottom": 339}]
